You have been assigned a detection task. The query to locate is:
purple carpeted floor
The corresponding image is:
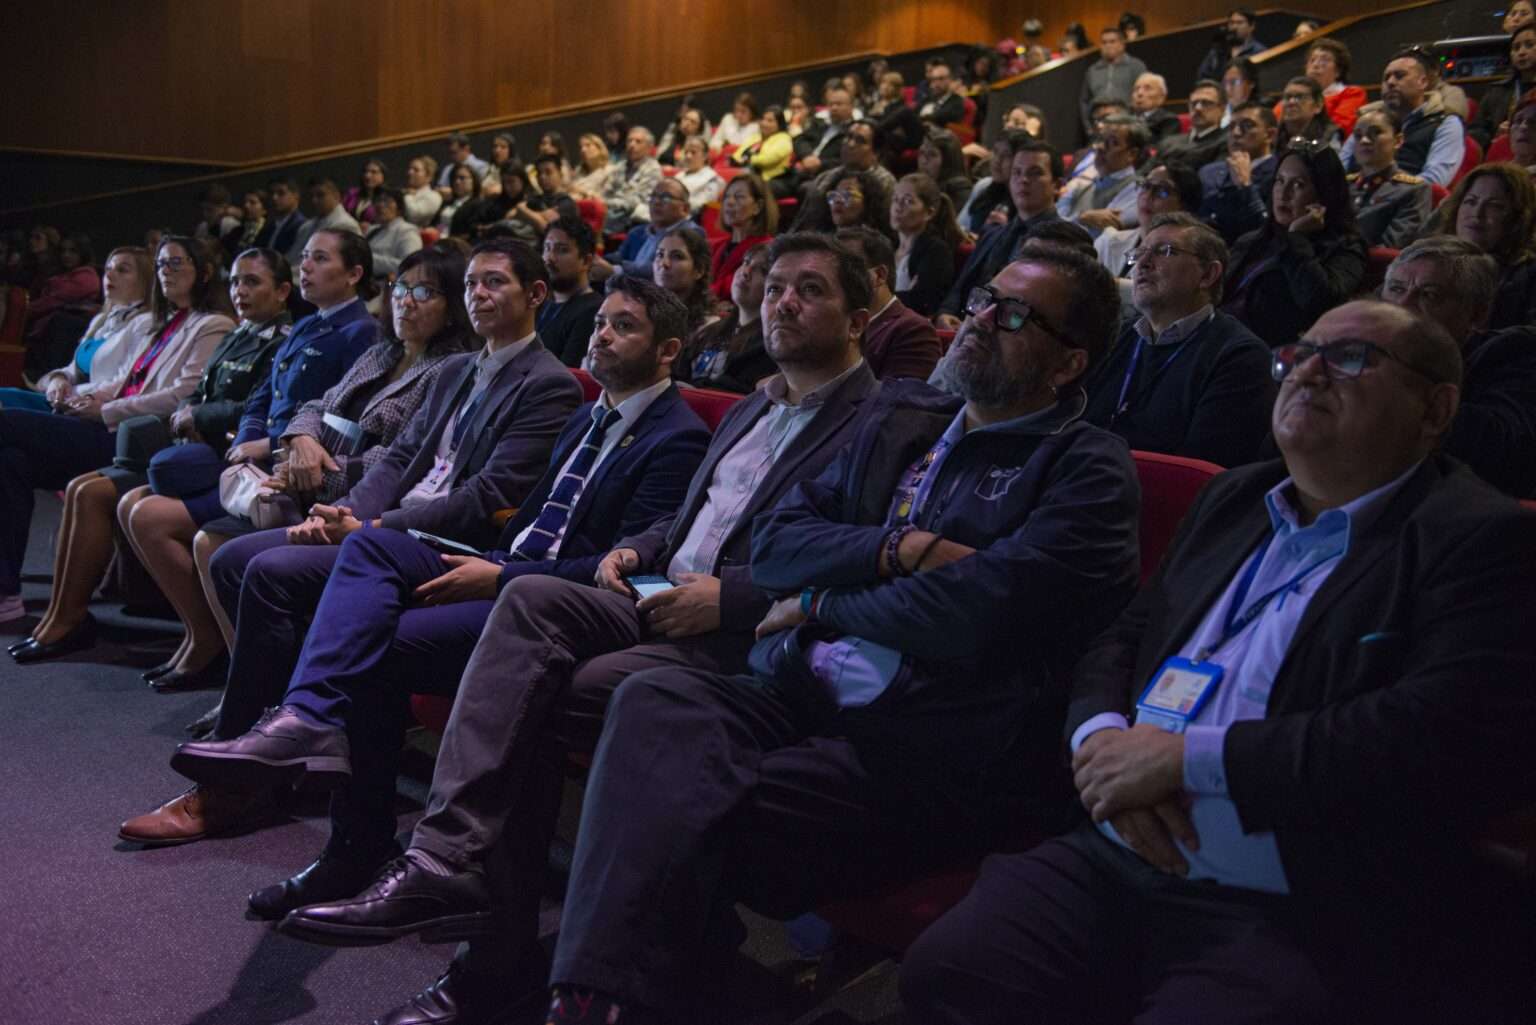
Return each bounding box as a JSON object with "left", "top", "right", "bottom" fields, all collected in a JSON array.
[{"left": 0, "top": 492, "right": 908, "bottom": 1025}]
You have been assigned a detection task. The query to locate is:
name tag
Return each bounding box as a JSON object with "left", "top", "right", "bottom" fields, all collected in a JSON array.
[
  {"left": 1135, "top": 656, "right": 1223, "bottom": 734},
  {"left": 418, "top": 456, "right": 453, "bottom": 493}
]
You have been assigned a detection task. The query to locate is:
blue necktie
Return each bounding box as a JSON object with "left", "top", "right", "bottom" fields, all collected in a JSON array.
[{"left": 510, "top": 405, "right": 624, "bottom": 562}]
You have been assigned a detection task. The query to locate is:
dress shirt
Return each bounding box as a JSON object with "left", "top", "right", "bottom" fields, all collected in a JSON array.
[
  {"left": 437, "top": 154, "right": 491, "bottom": 187},
  {"left": 398, "top": 334, "right": 534, "bottom": 508},
  {"left": 1071, "top": 463, "right": 1423, "bottom": 893},
  {"left": 1057, "top": 165, "right": 1138, "bottom": 229},
  {"left": 317, "top": 296, "right": 364, "bottom": 321},
  {"left": 808, "top": 400, "right": 1074, "bottom": 707},
  {"left": 666, "top": 361, "right": 865, "bottom": 580},
  {"left": 504, "top": 377, "right": 672, "bottom": 558},
  {"left": 1132, "top": 305, "right": 1214, "bottom": 350}
]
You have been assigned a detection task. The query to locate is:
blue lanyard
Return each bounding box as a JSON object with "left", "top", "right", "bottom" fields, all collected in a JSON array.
[
  {"left": 886, "top": 436, "right": 954, "bottom": 527},
  {"left": 1111, "top": 334, "right": 1195, "bottom": 424},
  {"left": 1194, "top": 531, "right": 1340, "bottom": 662}
]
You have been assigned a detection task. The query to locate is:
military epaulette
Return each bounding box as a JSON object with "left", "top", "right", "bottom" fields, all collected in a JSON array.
[
  {"left": 1392, "top": 171, "right": 1426, "bottom": 185},
  {"left": 1345, "top": 171, "right": 1361, "bottom": 183}
]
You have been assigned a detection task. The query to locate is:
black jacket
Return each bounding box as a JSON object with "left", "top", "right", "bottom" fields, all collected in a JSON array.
[
  {"left": 1221, "top": 227, "right": 1367, "bottom": 347},
  {"left": 897, "top": 232, "right": 956, "bottom": 318},
  {"left": 1447, "top": 325, "right": 1536, "bottom": 497},
  {"left": 1490, "top": 258, "right": 1536, "bottom": 332}
]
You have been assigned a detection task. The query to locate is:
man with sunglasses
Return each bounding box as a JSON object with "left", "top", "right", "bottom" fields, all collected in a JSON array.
[
  {"left": 516, "top": 247, "right": 1139, "bottom": 1022},
  {"left": 903, "top": 298, "right": 1536, "bottom": 1023},
  {"left": 1082, "top": 212, "right": 1271, "bottom": 466}
]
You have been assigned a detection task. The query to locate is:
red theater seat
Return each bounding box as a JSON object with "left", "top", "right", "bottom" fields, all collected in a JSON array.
[
  {"left": 1451, "top": 136, "right": 1483, "bottom": 186},
  {"left": 937, "top": 328, "right": 956, "bottom": 353},
  {"left": 0, "top": 287, "right": 28, "bottom": 387},
  {"left": 1363, "top": 247, "right": 1400, "bottom": 295}
]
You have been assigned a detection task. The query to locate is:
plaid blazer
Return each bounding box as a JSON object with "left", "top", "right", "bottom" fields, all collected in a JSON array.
[{"left": 282, "top": 338, "right": 465, "bottom": 500}]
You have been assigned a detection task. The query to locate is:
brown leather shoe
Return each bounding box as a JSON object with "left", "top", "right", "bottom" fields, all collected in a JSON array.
[{"left": 117, "top": 784, "right": 276, "bottom": 847}]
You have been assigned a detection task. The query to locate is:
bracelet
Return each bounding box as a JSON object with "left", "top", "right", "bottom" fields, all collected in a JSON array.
[
  {"left": 799, "top": 587, "right": 820, "bottom": 620},
  {"left": 884, "top": 524, "right": 918, "bottom": 577},
  {"left": 912, "top": 532, "right": 946, "bottom": 573}
]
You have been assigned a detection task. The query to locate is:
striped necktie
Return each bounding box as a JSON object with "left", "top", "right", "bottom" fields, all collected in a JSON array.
[{"left": 510, "top": 405, "right": 624, "bottom": 562}]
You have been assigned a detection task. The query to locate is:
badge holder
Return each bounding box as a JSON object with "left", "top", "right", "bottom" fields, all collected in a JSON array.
[{"left": 1135, "top": 656, "right": 1224, "bottom": 734}]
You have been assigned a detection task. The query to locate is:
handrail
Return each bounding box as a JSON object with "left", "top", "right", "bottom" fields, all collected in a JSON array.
[
  {"left": 1248, "top": 0, "right": 1446, "bottom": 67},
  {"left": 0, "top": 145, "right": 237, "bottom": 169},
  {"left": 2, "top": 42, "right": 957, "bottom": 217}
]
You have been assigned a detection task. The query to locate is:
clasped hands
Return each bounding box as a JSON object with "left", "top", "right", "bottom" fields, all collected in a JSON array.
[
  {"left": 1073, "top": 724, "right": 1200, "bottom": 876},
  {"left": 594, "top": 548, "right": 722, "bottom": 639}
]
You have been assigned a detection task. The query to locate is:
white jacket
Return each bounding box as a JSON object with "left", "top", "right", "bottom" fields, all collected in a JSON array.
[{"left": 96, "top": 309, "right": 235, "bottom": 428}]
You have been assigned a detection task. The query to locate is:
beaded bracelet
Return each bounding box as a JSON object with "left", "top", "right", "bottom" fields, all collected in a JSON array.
[{"left": 884, "top": 523, "right": 918, "bottom": 577}]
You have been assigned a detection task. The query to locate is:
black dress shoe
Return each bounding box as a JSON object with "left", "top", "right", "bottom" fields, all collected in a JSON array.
[
  {"left": 249, "top": 843, "right": 402, "bottom": 920},
  {"left": 369, "top": 955, "right": 548, "bottom": 1025},
  {"left": 277, "top": 855, "right": 493, "bottom": 947},
  {"left": 7, "top": 637, "right": 35, "bottom": 656},
  {"left": 11, "top": 615, "right": 97, "bottom": 665},
  {"left": 185, "top": 700, "right": 223, "bottom": 738},
  {"left": 150, "top": 653, "right": 229, "bottom": 693},
  {"left": 141, "top": 661, "right": 177, "bottom": 683},
  {"left": 170, "top": 705, "right": 351, "bottom": 790}
]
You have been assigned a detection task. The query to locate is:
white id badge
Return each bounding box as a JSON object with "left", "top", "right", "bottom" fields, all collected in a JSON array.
[
  {"left": 1135, "top": 657, "right": 1223, "bottom": 733},
  {"left": 418, "top": 456, "right": 453, "bottom": 493}
]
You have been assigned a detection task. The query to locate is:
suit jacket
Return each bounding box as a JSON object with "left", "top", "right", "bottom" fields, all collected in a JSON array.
[
  {"left": 1221, "top": 227, "right": 1367, "bottom": 347},
  {"left": 366, "top": 217, "right": 424, "bottom": 278},
  {"left": 1067, "top": 457, "right": 1536, "bottom": 916},
  {"left": 487, "top": 384, "right": 710, "bottom": 589},
  {"left": 257, "top": 210, "right": 308, "bottom": 256},
  {"left": 235, "top": 300, "right": 378, "bottom": 446},
  {"left": 1157, "top": 126, "right": 1226, "bottom": 172},
  {"left": 1447, "top": 325, "right": 1536, "bottom": 497},
  {"left": 616, "top": 361, "right": 880, "bottom": 632},
  {"left": 1198, "top": 153, "right": 1277, "bottom": 243},
  {"left": 864, "top": 298, "right": 941, "bottom": 381},
  {"left": 939, "top": 208, "right": 1061, "bottom": 316},
  {"left": 350, "top": 340, "right": 583, "bottom": 548},
  {"left": 99, "top": 309, "right": 236, "bottom": 428}
]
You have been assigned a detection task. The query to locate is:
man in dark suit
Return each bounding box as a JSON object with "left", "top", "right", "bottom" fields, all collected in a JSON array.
[
  {"left": 119, "top": 239, "right": 581, "bottom": 846},
  {"left": 902, "top": 300, "right": 1536, "bottom": 1024},
  {"left": 432, "top": 245, "right": 1140, "bottom": 1023},
  {"left": 271, "top": 233, "right": 882, "bottom": 1024},
  {"left": 936, "top": 141, "right": 1063, "bottom": 327},
  {"left": 1157, "top": 80, "right": 1228, "bottom": 171},
  {"left": 169, "top": 276, "right": 709, "bottom": 921},
  {"left": 254, "top": 177, "right": 308, "bottom": 257},
  {"left": 1198, "top": 101, "right": 1278, "bottom": 243}
]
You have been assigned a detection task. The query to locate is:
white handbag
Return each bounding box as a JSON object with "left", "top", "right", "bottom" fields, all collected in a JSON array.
[{"left": 217, "top": 462, "right": 302, "bottom": 529}]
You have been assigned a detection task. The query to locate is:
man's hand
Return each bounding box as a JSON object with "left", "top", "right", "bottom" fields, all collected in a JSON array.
[
  {"left": 227, "top": 438, "right": 271, "bottom": 464},
  {"left": 594, "top": 547, "right": 642, "bottom": 595},
  {"left": 284, "top": 434, "right": 339, "bottom": 492},
  {"left": 1072, "top": 725, "right": 1187, "bottom": 824},
  {"left": 639, "top": 572, "right": 722, "bottom": 639},
  {"left": 755, "top": 593, "right": 807, "bottom": 639},
  {"left": 285, "top": 503, "right": 363, "bottom": 545},
  {"left": 413, "top": 555, "right": 500, "bottom": 605},
  {"left": 935, "top": 313, "right": 963, "bottom": 330},
  {"left": 1077, "top": 209, "right": 1123, "bottom": 232},
  {"left": 1227, "top": 149, "right": 1253, "bottom": 188},
  {"left": 1110, "top": 803, "right": 1197, "bottom": 875}
]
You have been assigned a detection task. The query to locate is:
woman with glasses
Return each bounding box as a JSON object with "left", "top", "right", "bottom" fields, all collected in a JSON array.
[
  {"left": 1437, "top": 163, "right": 1536, "bottom": 330},
  {"left": 1346, "top": 110, "right": 1432, "bottom": 248},
  {"left": 1221, "top": 141, "right": 1366, "bottom": 347},
  {"left": 1295, "top": 38, "right": 1367, "bottom": 136},
  {"left": 1276, "top": 77, "right": 1341, "bottom": 150},
  {"left": 123, "top": 247, "right": 468, "bottom": 701},
  {"left": 709, "top": 174, "right": 777, "bottom": 302},
  {"left": 14, "top": 249, "right": 291, "bottom": 667},
  {"left": 1470, "top": 26, "right": 1536, "bottom": 150},
  {"left": 0, "top": 237, "right": 234, "bottom": 634},
  {"left": 1220, "top": 58, "right": 1261, "bottom": 128}
]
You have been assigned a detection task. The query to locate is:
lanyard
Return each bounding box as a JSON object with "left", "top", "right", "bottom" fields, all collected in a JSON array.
[
  {"left": 1193, "top": 531, "right": 1340, "bottom": 662},
  {"left": 886, "top": 436, "right": 954, "bottom": 527},
  {"left": 1111, "top": 333, "right": 1195, "bottom": 424},
  {"left": 126, "top": 310, "right": 188, "bottom": 388}
]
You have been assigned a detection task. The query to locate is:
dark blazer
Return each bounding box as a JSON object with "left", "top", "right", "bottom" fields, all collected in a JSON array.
[
  {"left": 1221, "top": 227, "right": 1368, "bottom": 347},
  {"left": 1198, "top": 154, "right": 1278, "bottom": 243},
  {"left": 347, "top": 340, "right": 583, "bottom": 548},
  {"left": 1490, "top": 259, "right": 1536, "bottom": 332},
  {"left": 939, "top": 209, "right": 1061, "bottom": 317},
  {"left": 1067, "top": 457, "right": 1536, "bottom": 916},
  {"left": 487, "top": 383, "right": 710, "bottom": 589},
  {"left": 1158, "top": 126, "right": 1227, "bottom": 172},
  {"left": 896, "top": 231, "right": 956, "bottom": 318},
  {"left": 616, "top": 361, "right": 880, "bottom": 632},
  {"left": 187, "top": 314, "right": 290, "bottom": 447},
  {"left": 256, "top": 211, "right": 309, "bottom": 260},
  {"left": 235, "top": 300, "right": 378, "bottom": 446},
  {"left": 1447, "top": 325, "right": 1536, "bottom": 498}
]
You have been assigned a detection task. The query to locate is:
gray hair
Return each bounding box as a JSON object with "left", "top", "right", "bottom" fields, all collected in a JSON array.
[
  {"left": 1135, "top": 72, "right": 1169, "bottom": 96},
  {"left": 629, "top": 125, "right": 656, "bottom": 145},
  {"left": 1098, "top": 113, "right": 1151, "bottom": 152},
  {"left": 1146, "top": 212, "right": 1230, "bottom": 303},
  {"left": 1387, "top": 237, "right": 1499, "bottom": 321}
]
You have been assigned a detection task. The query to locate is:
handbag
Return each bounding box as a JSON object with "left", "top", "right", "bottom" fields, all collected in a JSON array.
[{"left": 216, "top": 462, "right": 303, "bottom": 529}]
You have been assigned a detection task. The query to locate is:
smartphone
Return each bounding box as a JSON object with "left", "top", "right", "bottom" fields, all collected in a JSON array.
[
  {"left": 624, "top": 574, "right": 676, "bottom": 600},
  {"left": 407, "top": 528, "right": 482, "bottom": 558}
]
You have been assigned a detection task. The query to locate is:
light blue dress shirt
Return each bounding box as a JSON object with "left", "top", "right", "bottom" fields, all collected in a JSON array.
[{"left": 1071, "top": 464, "right": 1421, "bottom": 893}]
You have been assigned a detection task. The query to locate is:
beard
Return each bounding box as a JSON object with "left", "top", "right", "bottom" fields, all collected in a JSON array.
[
  {"left": 547, "top": 270, "right": 580, "bottom": 293},
  {"left": 944, "top": 321, "right": 1047, "bottom": 407},
  {"left": 590, "top": 342, "right": 662, "bottom": 393}
]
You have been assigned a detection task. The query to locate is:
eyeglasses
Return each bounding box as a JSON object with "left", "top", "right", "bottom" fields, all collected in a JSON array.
[
  {"left": 1285, "top": 137, "right": 1330, "bottom": 155},
  {"left": 964, "top": 285, "right": 1071, "bottom": 342},
  {"left": 1270, "top": 338, "right": 1438, "bottom": 382},
  {"left": 155, "top": 257, "right": 191, "bottom": 271},
  {"left": 648, "top": 189, "right": 685, "bottom": 203},
  {"left": 1281, "top": 91, "right": 1317, "bottom": 103},
  {"left": 827, "top": 189, "right": 864, "bottom": 205},
  {"left": 391, "top": 282, "right": 444, "bottom": 303},
  {"left": 1135, "top": 178, "right": 1176, "bottom": 200},
  {"left": 1127, "top": 241, "right": 1199, "bottom": 263}
]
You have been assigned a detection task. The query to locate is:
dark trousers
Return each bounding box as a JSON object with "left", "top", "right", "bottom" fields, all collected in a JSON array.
[
  {"left": 407, "top": 574, "right": 752, "bottom": 961},
  {"left": 549, "top": 665, "right": 1009, "bottom": 1011},
  {"left": 899, "top": 823, "right": 1535, "bottom": 1025},
  {"left": 208, "top": 527, "right": 342, "bottom": 737},
  {"left": 0, "top": 407, "right": 116, "bottom": 594}
]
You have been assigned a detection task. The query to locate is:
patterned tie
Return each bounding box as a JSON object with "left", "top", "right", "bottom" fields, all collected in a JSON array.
[{"left": 510, "top": 405, "right": 624, "bottom": 561}]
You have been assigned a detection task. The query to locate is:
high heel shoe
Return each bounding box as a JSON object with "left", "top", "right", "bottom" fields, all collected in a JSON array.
[
  {"left": 11, "top": 614, "right": 98, "bottom": 665},
  {"left": 142, "top": 661, "right": 178, "bottom": 683},
  {"left": 185, "top": 700, "right": 223, "bottom": 739},
  {"left": 151, "top": 653, "right": 230, "bottom": 694}
]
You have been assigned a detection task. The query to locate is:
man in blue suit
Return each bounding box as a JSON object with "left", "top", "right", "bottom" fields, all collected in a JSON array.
[{"left": 169, "top": 275, "right": 709, "bottom": 923}]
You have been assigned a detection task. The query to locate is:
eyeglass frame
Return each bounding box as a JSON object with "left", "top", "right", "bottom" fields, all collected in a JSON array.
[
  {"left": 1270, "top": 337, "right": 1440, "bottom": 382},
  {"left": 390, "top": 282, "right": 445, "bottom": 303},
  {"left": 155, "top": 256, "right": 193, "bottom": 271},
  {"left": 964, "top": 285, "right": 1073, "bottom": 343}
]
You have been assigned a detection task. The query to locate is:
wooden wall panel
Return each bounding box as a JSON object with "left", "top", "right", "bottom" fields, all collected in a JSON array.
[{"left": 1, "top": 0, "right": 1399, "bottom": 167}]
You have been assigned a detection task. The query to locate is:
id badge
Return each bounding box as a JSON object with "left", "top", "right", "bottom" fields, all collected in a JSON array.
[
  {"left": 419, "top": 456, "right": 453, "bottom": 492},
  {"left": 1135, "top": 656, "right": 1223, "bottom": 733}
]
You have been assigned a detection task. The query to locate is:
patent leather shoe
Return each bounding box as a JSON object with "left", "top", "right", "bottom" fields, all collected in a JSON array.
[
  {"left": 141, "top": 661, "right": 177, "bottom": 683},
  {"left": 11, "top": 615, "right": 96, "bottom": 664},
  {"left": 367, "top": 954, "right": 548, "bottom": 1025},
  {"left": 170, "top": 704, "right": 350, "bottom": 790},
  {"left": 278, "top": 855, "right": 493, "bottom": 946},
  {"left": 150, "top": 653, "right": 229, "bottom": 693}
]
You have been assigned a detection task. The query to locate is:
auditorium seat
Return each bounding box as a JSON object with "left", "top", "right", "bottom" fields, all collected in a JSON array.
[
  {"left": 1485, "top": 134, "right": 1513, "bottom": 164},
  {"left": 0, "top": 287, "right": 29, "bottom": 387},
  {"left": 947, "top": 96, "right": 979, "bottom": 147},
  {"left": 699, "top": 202, "right": 727, "bottom": 241},
  {"left": 575, "top": 198, "right": 608, "bottom": 251},
  {"left": 815, "top": 450, "right": 1223, "bottom": 954},
  {"left": 1178, "top": 112, "right": 1191, "bottom": 133},
  {"left": 1363, "top": 247, "right": 1400, "bottom": 295},
  {"left": 1451, "top": 136, "right": 1483, "bottom": 186},
  {"left": 1430, "top": 183, "right": 1449, "bottom": 208},
  {"left": 937, "top": 328, "right": 955, "bottom": 353}
]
